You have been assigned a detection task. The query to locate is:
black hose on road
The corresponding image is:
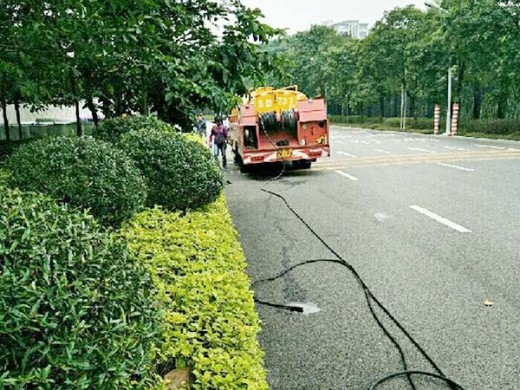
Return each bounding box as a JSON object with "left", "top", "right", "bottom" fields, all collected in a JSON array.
[{"left": 252, "top": 178, "right": 463, "bottom": 390}]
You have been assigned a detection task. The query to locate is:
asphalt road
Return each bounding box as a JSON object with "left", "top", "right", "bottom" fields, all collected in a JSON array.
[{"left": 224, "top": 126, "right": 520, "bottom": 390}]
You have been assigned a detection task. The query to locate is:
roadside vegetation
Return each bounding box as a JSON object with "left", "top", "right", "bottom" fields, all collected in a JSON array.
[
  {"left": 122, "top": 198, "right": 268, "bottom": 390},
  {"left": 6, "top": 0, "right": 519, "bottom": 388},
  {"left": 329, "top": 115, "right": 520, "bottom": 141},
  {"left": 0, "top": 188, "right": 161, "bottom": 389},
  {"left": 267, "top": 1, "right": 520, "bottom": 139},
  {"left": 7, "top": 136, "right": 148, "bottom": 226},
  {"left": 0, "top": 116, "right": 268, "bottom": 389},
  {"left": 0, "top": 0, "right": 281, "bottom": 138},
  {"left": 0, "top": 1, "right": 279, "bottom": 387}
]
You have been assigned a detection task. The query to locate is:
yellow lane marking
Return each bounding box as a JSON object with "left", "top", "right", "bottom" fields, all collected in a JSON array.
[{"left": 314, "top": 150, "right": 520, "bottom": 170}]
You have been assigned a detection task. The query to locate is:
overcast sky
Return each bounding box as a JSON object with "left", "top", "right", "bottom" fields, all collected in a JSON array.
[{"left": 240, "top": 0, "right": 427, "bottom": 34}]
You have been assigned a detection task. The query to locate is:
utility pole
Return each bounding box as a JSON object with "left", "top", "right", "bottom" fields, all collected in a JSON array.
[{"left": 446, "top": 66, "right": 452, "bottom": 135}]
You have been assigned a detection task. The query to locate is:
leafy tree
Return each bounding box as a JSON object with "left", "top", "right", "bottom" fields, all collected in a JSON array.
[
  {"left": 267, "top": 1, "right": 520, "bottom": 123},
  {"left": 0, "top": 0, "right": 282, "bottom": 133}
]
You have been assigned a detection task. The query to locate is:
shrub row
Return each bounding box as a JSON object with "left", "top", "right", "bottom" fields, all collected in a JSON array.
[
  {"left": 121, "top": 196, "right": 268, "bottom": 390},
  {"left": 460, "top": 118, "right": 520, "bottom": 135},
  {"left": 0, "top": 114, "right": 231, "bottom": 389},
  {"left": 0, "top": 188, "right": 161, "bottom": 389},
  {"left": 381, "top": 117, "right": 433, "bottom": 130},
  {"left": 5, "top": 116, "right": 223, "bottom": 226},
  {"left": 329, "top": 115, "right": 434, "bottom": 130},
  {"left": 328, "top": 115, "right": 371, "bottom": 125},
  {"left": 330, "top": 115, "right": 520, "bottom": 136}
]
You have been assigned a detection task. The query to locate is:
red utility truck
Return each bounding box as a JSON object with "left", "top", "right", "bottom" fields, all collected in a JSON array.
[{"left": 229, "top": 87, "right": 330, "bottom": 171}]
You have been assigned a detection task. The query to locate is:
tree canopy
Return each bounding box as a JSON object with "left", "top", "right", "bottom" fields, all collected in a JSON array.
[
  {"left": 267, "top": 1, "right": 520, "bottom": 121},
  {"left": 0, "top": 0, "right": 282, "bottom": 134}
]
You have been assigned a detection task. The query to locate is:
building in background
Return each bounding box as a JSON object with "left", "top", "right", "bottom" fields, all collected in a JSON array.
[{"left": 330, "top": 20, "right": 370, "bottom": 39}]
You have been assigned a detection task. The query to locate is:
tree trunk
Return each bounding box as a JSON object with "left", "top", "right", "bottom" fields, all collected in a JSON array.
[
  {"left": 379, "top": 96, "right": 385, "bottom": 121},
  {"left": 14, "top": 99, "right": 22, "bottom": 140},
  {"left": 1, "top": 96, "right": 10, "bottom": 142},
  {"left": 410, "top": 94, "right": 417, "bottom": 128},
  {"left": 99, "top": 96, "right": 114, "bottom": 119},
  {"left": 75, "top": 100, "right": 83, "bottom": 137},
  {"left": 393, "top": 95, "right": 399, "bottom": 117},
  {"left": 400, "top": 85, "right": 405, "bottom": 130},
  {"left": 115, "top": 96, "right": 125, "bottom": 117},
  {"left": 497, "top": 99, "right": 506, "bottom": 119},
  {"left": 472, "top": 86, "right": 482, "bottom": 120},
  {"left": 455, "top": 62, "right": 465, "bottom": 104},
  {"left": 141, "top": 90, "right": 150, "bottom": 116},
  {"left": 86, "top": 97, "right": 99, "bottom": 127}
]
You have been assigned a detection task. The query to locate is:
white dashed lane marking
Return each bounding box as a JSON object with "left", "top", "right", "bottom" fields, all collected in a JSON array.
[
  {"left": 407, "top": 147, "right": 437, "bottom": 154},
  {"left": 335, "top": 171, "right": 359, "bottom": 181},
  {"left": 410, "top": 205, "right": 472, "bottom": 233},
  {"left": 476, "top": 144, "right": 506, "bottom": 150},
  {"left": 336, "top": 151, "right": 358, "bottom": 158},
  {"left": 437, "top": 163, "right": 475, "bottom": 172},
  {"left": 444, "top": 146, "right": 466, "bottom": 151}
]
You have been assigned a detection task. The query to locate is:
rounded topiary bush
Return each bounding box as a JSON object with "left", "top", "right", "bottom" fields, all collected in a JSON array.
[
  {"left": 7, "top": 136, "right": 147, "bottom": 226},
  {"left": 0, "top": 188, "right": 160, "bottom": 389},
  {"left": 120, "top": 129, "right": 224, "bottom": 211},
  {"left": 94, "top": 115, "right": 175, "bottom": 144}
]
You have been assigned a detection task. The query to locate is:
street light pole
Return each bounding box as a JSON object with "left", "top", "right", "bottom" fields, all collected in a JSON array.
[
  {"left": 425, "top": 1, "right": 451, "bottom": 135},
  {"left": 446, "top": 66, "right": 452, "bottom": 135}
]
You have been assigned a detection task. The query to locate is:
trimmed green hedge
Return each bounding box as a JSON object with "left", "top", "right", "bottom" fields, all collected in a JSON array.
[
  {"left": 329, "top": 115, "right": 434, "bottom": 131},
  {"left": 120, "top": 129, "right": 223, "bottom": 211},
  {"left": 328, "top": 115, "right": 372, "bottom": 125},
  {"left": 461, "top": 118, "right": 520, "bottom": 135},
  {"left": 7, "top": 136, "right": 147, "bottom": 226},
  {"left": 330, "top": 115, "right": 520, "bottom": 138},
  {"left": 122, "top": 196, "right": 268, "bottom": 390},
  {"left": 0, "top": 188, "right": 161, "bottom": 389},
  {"left": 381, "top": 117, "right": 433, "bottom": 130},
  {"left": 94, "top": 115, "right": 175, "bottom": 144}
]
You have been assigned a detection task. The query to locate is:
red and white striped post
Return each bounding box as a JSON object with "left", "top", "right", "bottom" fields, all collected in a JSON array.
[
  {"left": 433, "top": 104, "right": 440, "bottom": 135},
  {"left": 451, "top": 103, "right": 459, "bottom": 136}
]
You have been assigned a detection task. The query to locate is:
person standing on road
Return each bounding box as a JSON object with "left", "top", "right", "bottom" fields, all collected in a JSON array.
[
  {"left": 195, "top": 113, "right": 207, "bottom": 138},
  {"left": 209, "top": 116, "right": 228, "bottom": 168}
]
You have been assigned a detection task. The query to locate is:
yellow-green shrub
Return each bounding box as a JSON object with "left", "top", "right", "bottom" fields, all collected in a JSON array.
[
  {"left": 122, "top": 197, "right": 268, "bottom": 390},
  {"left": 185, "top": 133, "right": 206, "bottom": 145}
]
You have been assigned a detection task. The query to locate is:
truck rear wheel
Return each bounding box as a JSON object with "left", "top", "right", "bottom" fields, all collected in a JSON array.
[
  {"left": 293, "top": 159, "right": 312, "bottom": 170},
  {"left": 240, "top": 164, "right": 252, "bottom": 173},
  {"left": 235, "top": 151, "right": 251, "bottom": 173}
]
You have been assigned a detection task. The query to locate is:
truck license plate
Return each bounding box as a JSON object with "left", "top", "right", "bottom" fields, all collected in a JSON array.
[{"left": 277, "top": 149, "right": 293, "bottom": 159}]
